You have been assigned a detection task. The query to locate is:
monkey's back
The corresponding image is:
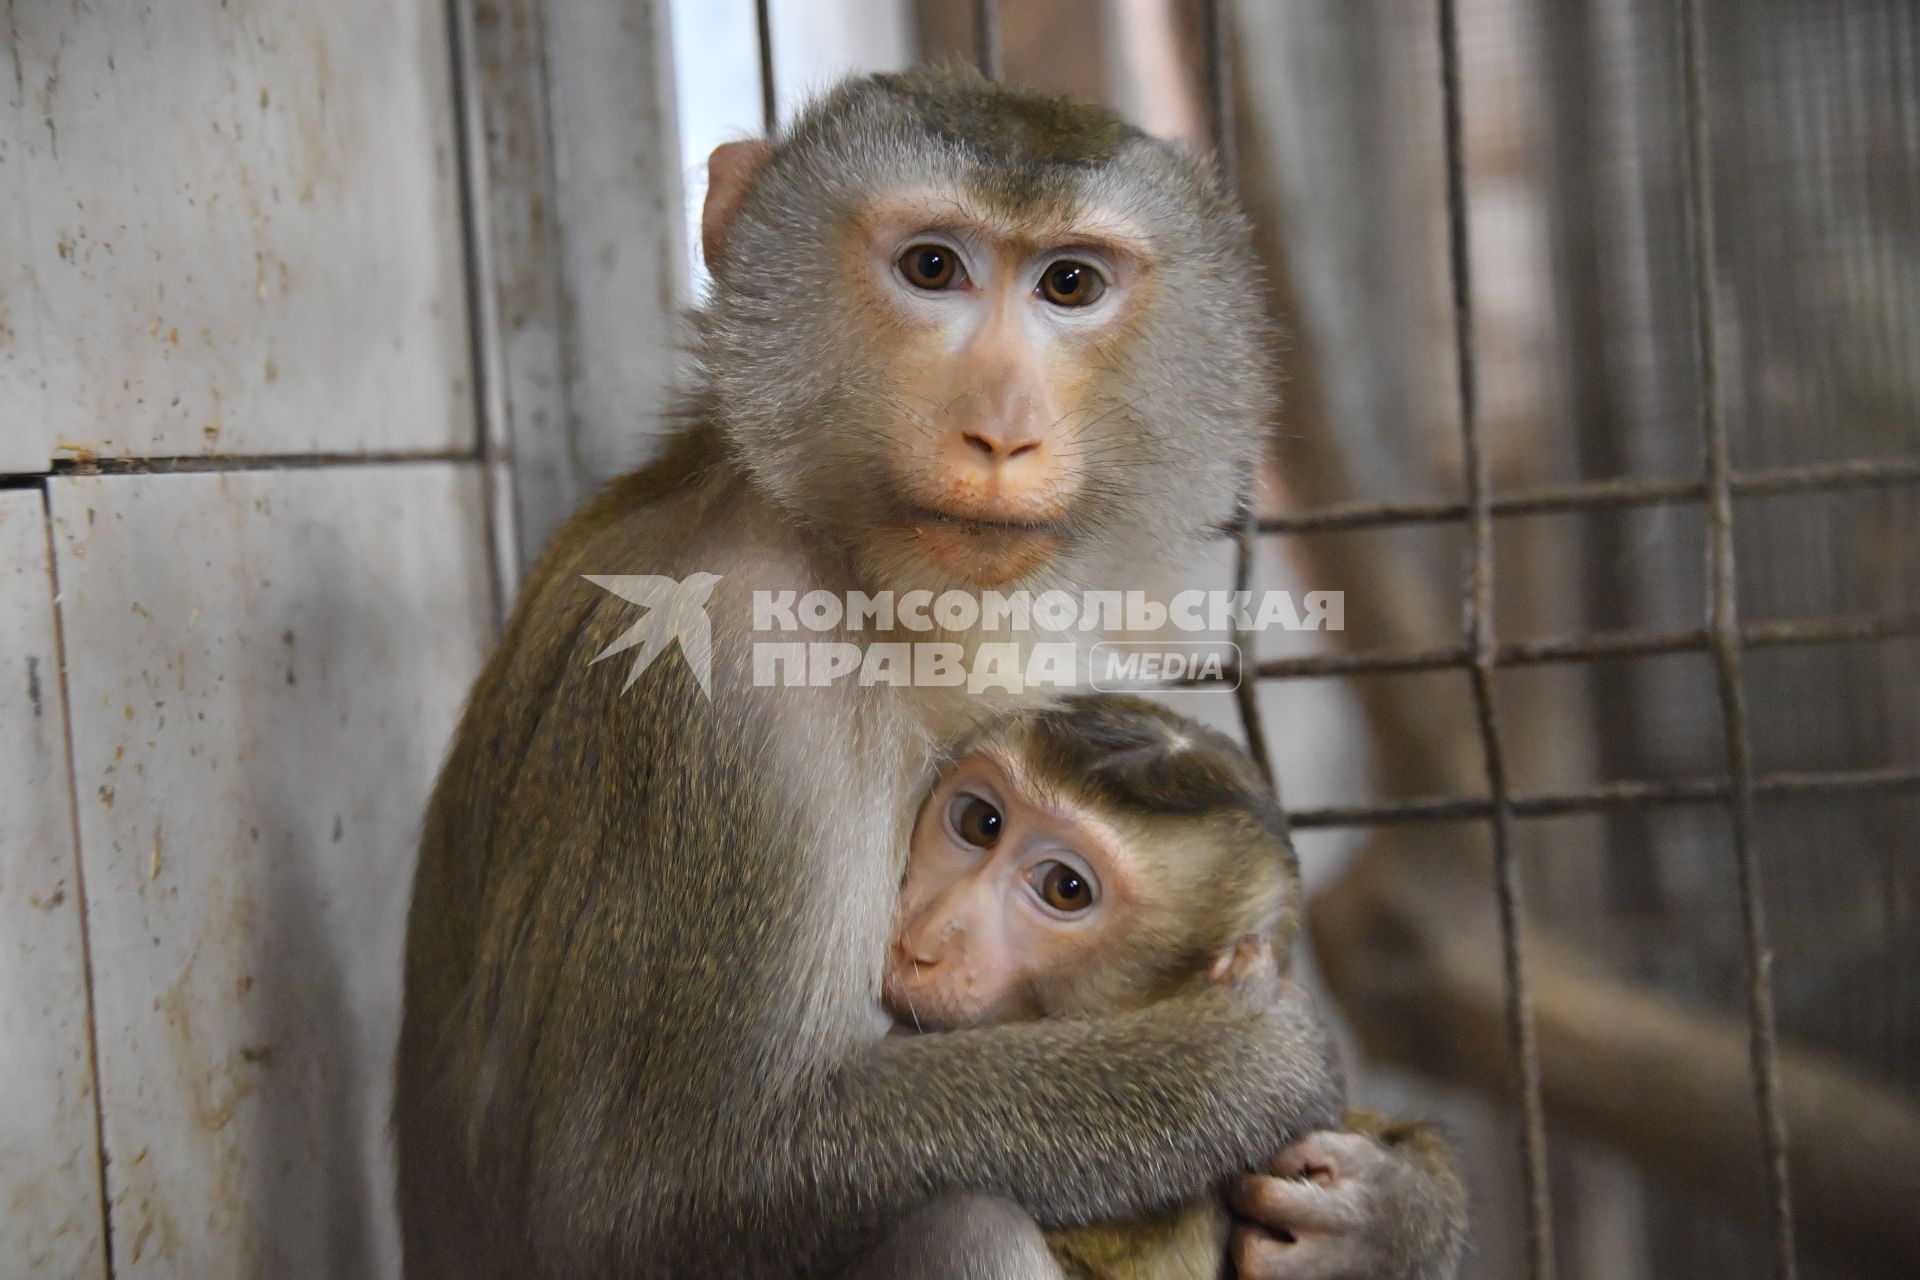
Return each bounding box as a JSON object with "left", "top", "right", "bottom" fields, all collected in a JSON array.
[{"left": 394, "top": 424, "right": 838, "bottom": 1277}]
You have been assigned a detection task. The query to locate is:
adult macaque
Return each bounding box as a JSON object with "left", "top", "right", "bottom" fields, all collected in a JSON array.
[
  {"left": 397, "top": 70, "right": 1341, "bottom": 1279},
  {"left": 888, "top": 695, "right": 1468, "bottom": 1280}
]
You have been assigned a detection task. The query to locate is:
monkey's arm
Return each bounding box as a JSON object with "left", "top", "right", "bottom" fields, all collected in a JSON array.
[
  {"left": 1030, "top": 1109, "right": 1465, "bottom": 1280},
  {"left": 404, "top": 469, "right": 1344, "bottom": 1277},
  {"left": 818, "top": 979, "right": 1346, "bottom": 1235},
  {"left": 422, "top": 588, "right": 1344, "bottom": 1275}
]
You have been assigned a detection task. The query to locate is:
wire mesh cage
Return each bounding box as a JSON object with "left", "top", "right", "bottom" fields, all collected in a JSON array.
[
  {"left": 5, "top": 0, "right": 1912, "bottom": 1274},
  {"left": 942, "top": 1, "right": 1920, "bottom": 1277}
]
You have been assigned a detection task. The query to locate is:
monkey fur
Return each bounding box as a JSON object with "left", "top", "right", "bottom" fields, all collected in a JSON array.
[
  {"left": 892, "top": 696, "right": 1467, "bottom": 1280},
  {"left": 396, "top": 70, "right": 1343, "bottom": 1280}
]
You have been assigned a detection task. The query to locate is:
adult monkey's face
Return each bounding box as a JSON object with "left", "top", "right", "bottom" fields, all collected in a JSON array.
[{"left": 699, "top": 70, "right": 1276, "bottom": 591}]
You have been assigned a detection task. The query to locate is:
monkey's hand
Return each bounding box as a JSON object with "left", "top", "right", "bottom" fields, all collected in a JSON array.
[{"left": 1226, "top": 1115, "right": 1467, "bottom": 1280}]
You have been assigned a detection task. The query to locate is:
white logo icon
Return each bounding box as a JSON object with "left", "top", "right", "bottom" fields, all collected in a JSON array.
[{"left": 584, "top": 573, "right": 722, "bottom": 698}]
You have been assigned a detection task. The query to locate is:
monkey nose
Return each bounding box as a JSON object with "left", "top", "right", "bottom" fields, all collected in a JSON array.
[
  {"left": 895, "top": 928, "right": 951, "bottom": 968},
  {"left": 959, "top": 426, "right": 1044, "bottom": 464}
]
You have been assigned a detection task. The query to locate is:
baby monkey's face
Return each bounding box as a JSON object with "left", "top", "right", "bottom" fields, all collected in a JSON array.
[{"left": 885, "top": 749, "right": 1137, "bottom": 1031}]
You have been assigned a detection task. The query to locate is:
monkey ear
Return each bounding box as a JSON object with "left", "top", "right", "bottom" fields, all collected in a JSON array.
[{"left": 702, "top": 140, "right": 775, "bottom": 272}]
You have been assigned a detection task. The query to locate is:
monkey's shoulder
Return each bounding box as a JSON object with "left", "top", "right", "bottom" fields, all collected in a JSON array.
[
  {"left": 529, "top": 432, "right": 740, "bottom": 576},
  {"left": 1044, "top": 1197, "right": 1230, "bottom": 1280},
  {"left": 502, "top": 442, "right": 799, "bottom": 640}
]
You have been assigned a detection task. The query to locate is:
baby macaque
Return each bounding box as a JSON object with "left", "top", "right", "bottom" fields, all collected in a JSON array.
[{"left": 887, "top": 695, "right": 1467, "bottom": 1280}]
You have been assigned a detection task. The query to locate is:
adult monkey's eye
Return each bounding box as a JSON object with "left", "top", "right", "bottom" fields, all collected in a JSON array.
[
  {"left": 948, "top": 794, "right": 1003, "bottom": 848},
  {"left": 899, "top": 243, "right": 965, "bottom": 290},
  {"left": 1040, "top": 260, "right": 1106, "bottom": 307},
  {"left": 1035, "top": 862, "right": 1095, "bottom": 913}
]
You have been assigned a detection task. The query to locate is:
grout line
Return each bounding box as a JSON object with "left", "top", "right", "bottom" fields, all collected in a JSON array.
[{"left": 36, "top": 448, "right": 481, "bottom": 478}]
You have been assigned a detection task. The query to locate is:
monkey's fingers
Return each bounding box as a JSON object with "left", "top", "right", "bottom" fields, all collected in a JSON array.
[
  {"left": 1231, "top": 1223, "right": 1364, "bottom": 1280},
  {"left": 1266, "top": 1129, "right": 1384, "bottom": 1184},
  {"left": 1229, "top": 1173, "right": 1369, "bottom": 1238}
]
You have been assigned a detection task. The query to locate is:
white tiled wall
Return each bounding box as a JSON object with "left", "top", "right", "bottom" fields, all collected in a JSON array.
[
  {"left": 0, "top": 0, "right": 758, "bottom": 1269},
  {"left": 0, "top": 492, "right": 108, "bottom": 1278},
  {"left": 47, "top": 469, "right": 493, "bottom": 1278},
  {"left": 0, "top": 1, "right": 472, "bottom": 465},
  {"left": 0, "top": 0, "right": 632, "bottom": 1272}
]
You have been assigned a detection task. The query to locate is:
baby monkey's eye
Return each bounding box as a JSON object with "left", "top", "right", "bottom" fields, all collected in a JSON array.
[
  {"left": 1039, "top": 260, "right": 1106, "bottom": 308},
  {"left": 1034, "top": 862, "right": 1095, "bottom": 913},
  {"left": 899, "top": 244, "right": 966, "bottom": 291},
  {"left": 948, "top": 794, "right": 1003, "bottom": 848}
]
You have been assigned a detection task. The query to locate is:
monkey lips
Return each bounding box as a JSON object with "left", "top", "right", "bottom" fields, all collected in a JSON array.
[{"left": 891, "top": 499, "right": 1069, "bottom": 587}]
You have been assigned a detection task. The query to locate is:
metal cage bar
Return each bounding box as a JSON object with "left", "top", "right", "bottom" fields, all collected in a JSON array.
[
  {"left": 786, "top": 5, "right": 1915, "bottom": 1271},
  {"left": 1435, "top": 3, "right": 1555, "bottom": 1274},
  {"left": 1257, "top": 454, "right": 1920, "bottom": 536},
  {"left": 1201, "top": 0, "right": 1282, "bottom": 798},
  {"left": 1248, "top": 610, "right": 1920, "bottom": 680},
  {"left": 1289, "top": 762, "right": 1920, "bottom": 830},
  {"left": 1107, "top": 0, "right": 1912, "bottom": 1271},
  {"left": 1674, "top": 0, "right": 1798, "bottom": 1273},
  {"left": 754, "top": 0, "right": 778, "bottom": 133},
  {"left": 974, "top": 0, "right": 1002, "bottom": 82}
]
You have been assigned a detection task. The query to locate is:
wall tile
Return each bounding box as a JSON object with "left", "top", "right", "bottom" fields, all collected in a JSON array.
[
  {"left": 1, "top": 4, "right": 471, "bottom": 463},
  {"left": 0, "top": 491, "right": 108, "bottom": 1278},
  {"left": 49, "top": 466, "right": 494, "bottom": 1278}
]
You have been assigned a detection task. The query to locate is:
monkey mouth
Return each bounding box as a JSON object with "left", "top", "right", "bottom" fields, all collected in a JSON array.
[
  {"left": 899, "top": 502, "right": 1070, "bottom": 539},
  {"left": 883, "top": 994, "right": 976, "bottom": 1035},
  {"left": 908, "top": 521, "right": 1064, "bottom": 588},
  {"left": 886, "top": 491, "right": 1074, "bottom": 587}
]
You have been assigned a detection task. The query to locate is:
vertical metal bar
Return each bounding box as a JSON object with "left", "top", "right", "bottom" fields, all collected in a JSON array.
[
  {"left": 1435, "top": 2, "right": 1554, "bottom": 1275},
  {"left": 1200, "top": 0, "right": 1276, "bottom": 799},
  {"left": 755, "top": 0, "right": 778, "bottom": 133},
  {"left": 1673, "top": 1, "right": 1798, "bottom": 1274},
  {"left": 1231, "top": 492, "right": 1278, "bottom": 787},
  {"left": 1202, "top": 0, "right": 1236, "bottom": 177},
  {"left": 445, "top": 0, "right": 519, "bottom": 622},
  {"left": 974, "top": 0, "right": 1001, "bottom": 81}
]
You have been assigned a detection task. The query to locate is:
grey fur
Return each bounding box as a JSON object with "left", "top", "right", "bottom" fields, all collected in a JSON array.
[{"left": 396, "top": 70, "right": 1335, "bottom": 1280}]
